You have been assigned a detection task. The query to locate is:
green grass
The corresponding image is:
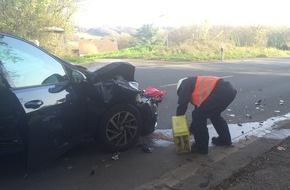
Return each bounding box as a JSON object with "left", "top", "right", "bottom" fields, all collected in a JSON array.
[{"left": 64, "top": 46, "right": 290, "bottom": 64}]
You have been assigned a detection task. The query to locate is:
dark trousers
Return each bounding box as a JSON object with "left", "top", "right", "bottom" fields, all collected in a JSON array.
[{"left": 189, "top": 110, "right": 231, "bottom": 151}]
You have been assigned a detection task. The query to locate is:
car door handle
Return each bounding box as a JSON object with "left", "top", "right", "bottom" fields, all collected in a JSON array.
[{"left": 24, "top": 100, "right": 44, "bottom": 109}]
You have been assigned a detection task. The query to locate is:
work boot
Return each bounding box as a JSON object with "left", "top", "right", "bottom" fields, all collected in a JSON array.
[
  {"left": 191, "top": 143, "right": 208, "bottom": 155},
  {"left": 212, "top": 137, "right": 232, "bottom": 146}
]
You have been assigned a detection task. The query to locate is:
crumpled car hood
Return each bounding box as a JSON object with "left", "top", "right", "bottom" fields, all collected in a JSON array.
[{"left": 88, "top": 62, "right": 136, "bottom": 82}]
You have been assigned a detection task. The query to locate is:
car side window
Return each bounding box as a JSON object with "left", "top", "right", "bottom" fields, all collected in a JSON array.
[{"left": 0, "top": 35, "right": 67, "bottom": 88}]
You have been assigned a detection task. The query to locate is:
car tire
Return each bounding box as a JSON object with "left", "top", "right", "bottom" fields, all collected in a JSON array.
[{"left": 96, "top": 104, "right": 143, "bottom": 152}]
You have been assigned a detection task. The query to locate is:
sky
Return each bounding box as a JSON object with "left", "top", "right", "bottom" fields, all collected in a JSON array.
[{"left": 74, "top": 0, "right": 290, "bottom": 28}]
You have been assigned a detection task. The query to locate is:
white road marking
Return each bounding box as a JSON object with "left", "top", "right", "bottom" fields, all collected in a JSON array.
[
  {"left": 221, "top": 75, "right": 233, "bottom": 79},
  {"left": 160, "top": 83, "right": 177, "bottom": 87},
  {"left": 160, "top": 76, "right": 234, "bottom": 88}
]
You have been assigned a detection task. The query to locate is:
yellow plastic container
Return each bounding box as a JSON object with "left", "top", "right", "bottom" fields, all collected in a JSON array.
[{"left": 171, "top": 115, "right": 191, "bottom": 154}]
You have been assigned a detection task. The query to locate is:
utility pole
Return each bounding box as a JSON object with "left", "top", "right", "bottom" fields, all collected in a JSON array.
[{"left": 166, "top": 27, "right": 169, "bottom": 47}]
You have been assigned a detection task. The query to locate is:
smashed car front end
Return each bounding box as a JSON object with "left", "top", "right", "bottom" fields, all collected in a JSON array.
[
  {"left": 88, "top": 62, "right": 158, "bottom": 136},
  {"left": 135, "top": 92, "right": 158, "bottom": 135},
  {"left": 94, "top": 78, "right": 158, "bottom": 135}
]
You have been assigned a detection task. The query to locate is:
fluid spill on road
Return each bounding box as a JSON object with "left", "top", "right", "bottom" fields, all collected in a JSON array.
[{"left": 148, "top": 113, "right": 290, "bottom": 147}]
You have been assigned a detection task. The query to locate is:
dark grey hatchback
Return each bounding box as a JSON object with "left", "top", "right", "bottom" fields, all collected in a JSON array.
[{"left": 0, "top": 33, "right": 158, "bottom": 168}]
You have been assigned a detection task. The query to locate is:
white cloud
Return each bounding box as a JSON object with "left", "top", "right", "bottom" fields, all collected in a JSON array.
[{"left": 74, "top": 0, "right": 290, "bottom": 27}]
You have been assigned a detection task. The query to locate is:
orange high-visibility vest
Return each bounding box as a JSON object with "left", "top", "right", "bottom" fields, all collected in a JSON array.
[{"left": 191, "top": 76, "right": 220, "bottom": 107}]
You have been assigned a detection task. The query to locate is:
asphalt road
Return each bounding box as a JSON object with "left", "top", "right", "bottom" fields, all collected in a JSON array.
[
  {"left": 132, "top": 57, "right": 290, "bottom": 129},
  {"left": 1, "top": 57, "right": 290, "bottom": 190}
]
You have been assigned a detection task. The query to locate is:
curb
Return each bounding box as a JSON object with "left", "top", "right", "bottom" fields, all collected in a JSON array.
[{"left": 135, "top": 120, "right": 290, "bottom": 190}]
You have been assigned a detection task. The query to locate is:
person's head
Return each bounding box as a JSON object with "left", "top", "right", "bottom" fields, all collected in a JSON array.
[{"left": 176, "top": 77, "right": 187, "bottom": 95}]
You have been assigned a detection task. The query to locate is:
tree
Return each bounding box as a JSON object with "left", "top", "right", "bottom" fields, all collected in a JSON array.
[
  {"left": 169, "top": 26, "right": 195, "bottom": 45},
  {"left": 252, "top": 26, "right": 268, "bottom": 47},
  {"left": 267, "top": 27, "right": 290, "bottom": 50},
  {"left": 117, "top": 33, "right": 137, "bottom": 50},
  {"left": 0, "top": 0, "right": 78, "bottom": 55},
  {"left": 134, "top": 24, "right": 159, "bottom": 46}
]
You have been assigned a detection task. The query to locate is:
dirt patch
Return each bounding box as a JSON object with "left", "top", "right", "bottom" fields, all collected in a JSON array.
[{"left": 210, "top": 137, "right": 290, "bottom": 190}]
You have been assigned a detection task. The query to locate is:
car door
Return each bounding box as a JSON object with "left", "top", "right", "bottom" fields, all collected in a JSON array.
[
  {"left": 0, "top": 73, "right": 27, "bottom": 156},
  {"left": 0, "top": 34, "right": 87, "bottom": 169}
]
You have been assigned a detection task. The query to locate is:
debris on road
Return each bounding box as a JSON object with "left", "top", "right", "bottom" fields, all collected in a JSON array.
[
  {"left": 277, "top": 146, "right": 286, "bottom": 151},
  {"left": 255, "top": 99, "right": 262, "bottom": 106},
  {"left": 90, "top": 166, "right": 98, "bottom": 176},
  {"left": 90, "top": 169, "right": 95, "bottom": 176},
  {"left": 105, "top": 164, "right": 111, "bottom": 168},
  {"left": 142, "top": 146, "right": 153, "bottom": 154},
  {"left": 112, "top": 152, "right": 120, "bottom": 160},
  {"left": 280, "top": 100, "right": 284, "bottom": 105}
]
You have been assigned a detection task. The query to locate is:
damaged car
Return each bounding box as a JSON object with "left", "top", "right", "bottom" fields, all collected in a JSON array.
[{"left": 0, "top": 32, "right": 158, "bottom": 168}]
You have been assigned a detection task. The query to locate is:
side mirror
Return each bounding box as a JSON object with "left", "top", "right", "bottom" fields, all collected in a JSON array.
[{"left": 71, "top": 70, "right": 87, "bottom": 84}]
